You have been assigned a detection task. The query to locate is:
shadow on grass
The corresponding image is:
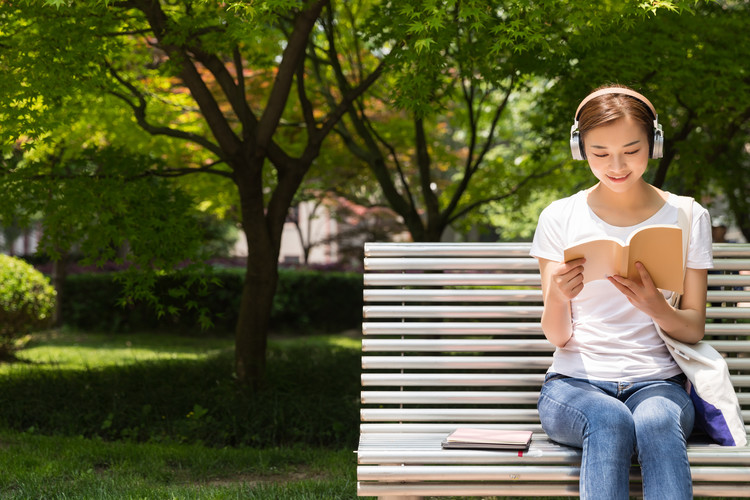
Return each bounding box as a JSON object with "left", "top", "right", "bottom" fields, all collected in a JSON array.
[{"left": 0, "top": 334, "right": 360, "bottom": 450}]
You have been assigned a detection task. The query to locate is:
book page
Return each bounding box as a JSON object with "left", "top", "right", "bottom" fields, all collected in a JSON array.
[
  {"left": 563, "top": 238, "right": 625, "bottom": 284},
  {"left": 627, "top": 225, "right": 683, "bottom": 293}
]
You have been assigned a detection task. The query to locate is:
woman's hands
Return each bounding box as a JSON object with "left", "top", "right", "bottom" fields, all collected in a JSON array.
[
  {"left": 538, "top": 257, "right": 585, "bottom": 347},
  {"left": 609, "top": 263, "right": 707, "bottom": 344},
  {"left": 607, "top": 262, "right": 671, "bottom": 319}
]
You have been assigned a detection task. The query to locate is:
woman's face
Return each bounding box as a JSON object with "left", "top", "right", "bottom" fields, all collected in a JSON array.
[{"left": 583, "top": 116, "right": 650, "bottom": 193}]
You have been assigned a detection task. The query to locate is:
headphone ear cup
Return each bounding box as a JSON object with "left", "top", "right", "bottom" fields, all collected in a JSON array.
[
  {"left": 570, "top": 124, "right": 585, "bottom": 160},
  {"left": 651, "top": 122, "right": 664, "bottom": 159}
]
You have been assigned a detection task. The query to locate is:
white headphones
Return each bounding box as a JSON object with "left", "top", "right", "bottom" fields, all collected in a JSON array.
[{"left": 570, "top": 87, "right": 664, "bottom": 161}]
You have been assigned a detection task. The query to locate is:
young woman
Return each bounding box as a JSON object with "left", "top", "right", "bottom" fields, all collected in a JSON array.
[{"left": 530, "top": 84, "right": 713, "bottom": 499}]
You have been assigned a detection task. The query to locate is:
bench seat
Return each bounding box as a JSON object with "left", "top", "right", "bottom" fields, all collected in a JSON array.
[{"left": 357, "top": 242, "right": 750, "bottom": 499}]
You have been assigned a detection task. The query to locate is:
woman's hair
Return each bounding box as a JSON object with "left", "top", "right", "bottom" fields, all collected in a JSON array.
[{"left": 578, "top": 84, "right": 656, "bottom": 155}]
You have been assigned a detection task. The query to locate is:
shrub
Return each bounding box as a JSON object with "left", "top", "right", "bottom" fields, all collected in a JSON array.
[
  {"left": 60, "top": 267, "right": 362, "bottom": 334},
  {"left": 0, "top": 255, "right": 56, "bottom": 358}
]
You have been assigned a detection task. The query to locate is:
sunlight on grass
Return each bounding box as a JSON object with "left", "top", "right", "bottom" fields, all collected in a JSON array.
[
  {"left": 1, "top": 330, "right": 360, "bottom": 374},
  {"left": 2, "top": 330, "right": 234, "bottom": 372}
]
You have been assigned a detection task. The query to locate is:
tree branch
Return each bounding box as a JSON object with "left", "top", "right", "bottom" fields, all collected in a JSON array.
[
  {"left": 106, "top": 64, "right": 225, "bottom": 158},
  {"left": 257, "top": 0, "right": 328, "bottom": 150},
  {"left": 447, "top": 164, "right": 560, "bottom": 224}
]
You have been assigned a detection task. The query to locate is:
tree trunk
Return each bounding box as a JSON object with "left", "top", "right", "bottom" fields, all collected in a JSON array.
[
  {"left": 234, "top": 231, "right": 277, "bottom": 387},
  {"left": 233, "top": 165, "right": 280, "bottom": 387}
]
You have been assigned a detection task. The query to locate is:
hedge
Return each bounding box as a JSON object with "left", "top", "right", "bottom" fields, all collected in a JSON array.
[{"left": 60, "top": 268, "right": 363, "bottom": 334}]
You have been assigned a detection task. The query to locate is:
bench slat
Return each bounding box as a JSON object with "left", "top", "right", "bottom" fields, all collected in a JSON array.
[
  {"left": 362, "top": 338, "right": 553, "bottom": 352},
  {"left": 363, "top": 289, "right": 543, "bottom": 302},
  {"left": 358, "top": 464, "right": 750, "bottom": 482},
  {"left": 363, "top": 321, "right": 544, "bottom": 335},
  {"left": 361, "top": 355, "right": 553, "bottom": 370},
  {"left": 364, "top": 242, "right": 534, "bottom": 256},
  {"left": 364, "top": 289, "right": 750, "bottom": 303},
  {"left": 364, "top": 273, "right": 542, "bottom": 286},
  {"left": 362, "top": 390, "right": 540, "bottom": 405},
  {"left": 361, "top": 373, "right": 750, "bottom": 388},
  {"left": 358, "top": 482, "right": 750, "bottom": 497},
  {"left": 363, "top": 321, "right": 749, "bottom": 336},
  {"left": 363, "top": 391, "right": 750, "bottom": 405},
  {"left": 362, "top": 355, "right": 750, "bottom": 371},
  {"left": 361, "top": 408, "right": 541, "bottom": 422},
  {"left": 363, "top": 305, "right": 544, "bottom": 318},
  {"left": 364, "top": 257, "right": 538, "bottom": 271},
  {"left": 361, "top": 373, "right": 547, "bottom": 386},
  {"left": 363, "top": 339, "right": 750, "bottom": 354}
]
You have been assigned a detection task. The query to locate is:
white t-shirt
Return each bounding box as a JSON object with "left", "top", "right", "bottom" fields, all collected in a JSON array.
[{"left": 530, "top": 190, "right": 713, "bottom": 382}]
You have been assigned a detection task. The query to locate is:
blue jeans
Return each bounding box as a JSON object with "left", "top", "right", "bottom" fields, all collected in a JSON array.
[{"left": 538, "top": 373, "right": 695, "bottom": 500}]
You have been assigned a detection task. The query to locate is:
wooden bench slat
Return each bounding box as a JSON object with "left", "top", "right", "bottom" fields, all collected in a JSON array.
[
  {"left": 360, "top": 373, "right": 750, "bottom": 389},
  {"left": 364, "top": 273, "right": 542, "bottom": 287},
  {"left": 364, "top": 242, "right": 534, "bottom": 256},
  {"left": 362, "top": 321, "right": 544, "bottom": 335},
  {"left": 360, "top": 423, "right": 546, "bottom": 434},
  {"left": 364, "top": 257, "right": 538, "bottom": 271},
  {"left": 361, "top": 373, "right": 547, "bottom": 387},
  {"left": 362, "top": 339, "right": 750, "bottom": 354},
  {"left": 364, "top": 289, "right": 750, "bottom": 303},
  {"left": 363, "top": 321, "right": 748, "bottom": 336},
  {"left": 363, "top": 305, "right": 544, "bottom": 318},
  {"left": 362, "top": 355, "right": 553, "bottom": 370},
  {"left": 362, "top": 390, "right": 541, "bottom": 405},
  {"left": 365, "top": 305, "right": 749, "bottom": 319},
  {"left": 362, "top": 356, "right": 750, "bottom": 371},
  {"left": 358, "top": 481, "right": 750, "bottom": 497},
  {"left": 362, "top": 338, "right": 553, "bottom": 352},
  {"left": 363, "top": 289, "right": 543, "bottom": 302},
  {"left": 363, "top": 391, "right": 750, "bottom": 405},
  {"left": 361, "top": 408, "right": 541, "bottom": 422},
  {"left": 358, "top": 464, "right": 750, "bottom": 482},
  {"left": 363, "top": 272, "right": 750, "bottom": 288}
]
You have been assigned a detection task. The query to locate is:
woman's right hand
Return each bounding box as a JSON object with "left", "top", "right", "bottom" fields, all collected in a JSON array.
[
  {"left": 537, "top": 257, "right": 585, "bottom": 347},
  {"left": 545, "top": 258, "right": 586, "bottom": 301}
]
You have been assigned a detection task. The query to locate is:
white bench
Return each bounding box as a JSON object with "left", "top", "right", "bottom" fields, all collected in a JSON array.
[{"left": 357, "top": 242, "right": 750, "bottom": 499}]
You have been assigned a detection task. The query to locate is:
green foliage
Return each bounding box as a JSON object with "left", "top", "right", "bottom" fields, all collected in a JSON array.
[
  {"left": 0, "top": 255, "right": 56, "bottom": 358},
  {"left": 0, "top": 333, "right": 361, "bottom": 449},
  {"left": 60, "top": 267, "right": 362, "bottom": 334},
  {"left": 531, "top": 1, "right": 750, "bottom": 236},
  {"left": 365, "top": 0, "right": 704, "bottom": 116}
]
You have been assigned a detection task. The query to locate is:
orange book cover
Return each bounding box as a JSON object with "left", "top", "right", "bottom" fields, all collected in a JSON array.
[{"left": 563, "top": 225, "right": 684, "bottom": 294}]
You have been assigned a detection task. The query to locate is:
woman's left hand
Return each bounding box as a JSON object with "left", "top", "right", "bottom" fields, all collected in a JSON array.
[{"left": 608, "top": 262, "right": 671, "bottom": 318}]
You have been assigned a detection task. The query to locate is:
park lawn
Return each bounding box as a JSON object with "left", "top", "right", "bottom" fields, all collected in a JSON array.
[
  {"left": 0, "top": 430, "right": 356, "bottom": 499},
  {"left": 0, "top": 329, "right": 360, "bottom": 499}
]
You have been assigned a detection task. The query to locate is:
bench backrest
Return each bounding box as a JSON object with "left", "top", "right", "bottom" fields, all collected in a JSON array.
[{"left": 361, "top": 242, "right": 750, "bottom": 435}]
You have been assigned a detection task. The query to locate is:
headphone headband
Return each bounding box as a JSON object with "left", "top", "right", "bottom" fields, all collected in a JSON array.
[{"left": 574, "top": 87, "right": 658, "bottom": 121}]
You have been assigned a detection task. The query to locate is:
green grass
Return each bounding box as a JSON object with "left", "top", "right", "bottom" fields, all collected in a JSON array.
[
  {"left": 0, "top": 329, "right": 361, "bottom": 498},
  {"left": 5, "top": 330, "right": 234, "bottom": 371},
  {"left": 0, "top": 430, "right": 356, "bottom": 499}
]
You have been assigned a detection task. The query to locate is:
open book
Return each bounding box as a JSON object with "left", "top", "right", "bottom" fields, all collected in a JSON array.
[
  {"left": 563, "top": 224, "right": 684, "bottom": 293},
  {"left": 441, "top": 428, "right": 533, "bottom": 451}
]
